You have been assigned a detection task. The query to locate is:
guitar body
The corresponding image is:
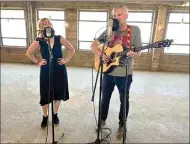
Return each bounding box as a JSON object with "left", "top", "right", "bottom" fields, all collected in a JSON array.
[
  {"left": 94, "top": 44, "right": 124, "bottom": 73},
  {"left": 94, "top": 39, "right": 173, "bottom": 73}
]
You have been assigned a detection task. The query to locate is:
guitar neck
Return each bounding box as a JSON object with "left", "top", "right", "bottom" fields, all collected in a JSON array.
[
  {"left": 118, "top": 43, "right": 155, "bottom": 57},
  {"left": 133, "top": 43, "right": 155, "bottom": 52}
]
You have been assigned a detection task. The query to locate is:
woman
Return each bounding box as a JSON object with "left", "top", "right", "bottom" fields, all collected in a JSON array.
[{"left": 26, "top": 18, "right": 75, "bottom": 128}]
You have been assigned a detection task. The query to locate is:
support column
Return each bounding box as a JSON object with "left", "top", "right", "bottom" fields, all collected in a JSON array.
[
  {"left": 24, "top": 1, "right": 34, "bottom": 46},
  {"left": 151, "top": 5, "right": 168, "bottom": 71},
  {"left": 65, "top": 8, "right": 77, "bottom": 50}
]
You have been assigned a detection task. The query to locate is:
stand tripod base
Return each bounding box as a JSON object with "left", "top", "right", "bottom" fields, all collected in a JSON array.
[
  {"left": 53, "top": 133, "right": 65, "bottom": 144},
  {"left": 88, "top": 138, "right": 101, "bottom": 144},
  {"left": 116, "top": 133, "right": 123, "bottom": 139},
  {"left": 94, "top": 138, "right": 101, "bottom": 144}
]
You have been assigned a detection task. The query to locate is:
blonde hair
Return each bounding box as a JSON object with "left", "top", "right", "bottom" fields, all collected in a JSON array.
[
  {"left": 37, "top": 18, "right": 53, "bottom": 36},
  {"left": 111, "top": 4, "right": 129, "bottom": 16}
]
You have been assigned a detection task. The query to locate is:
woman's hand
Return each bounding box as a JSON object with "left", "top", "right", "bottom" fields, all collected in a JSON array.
[
  {"left": 57, "top": 58, "right": 68, "bottom": 65},
  {"left": 38, "top": 59, "right": 47, "bottom": 66}
]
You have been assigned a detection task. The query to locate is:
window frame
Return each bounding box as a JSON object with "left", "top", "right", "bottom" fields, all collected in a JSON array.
[
  {"left": 164, "top": 11, "right": 189, "bottom": 55},
  {"left": 36, "top": 8, "right": 66, "bottom": 37},
  {"left": 127, "top": 10, "right": 156, "bottom": 53},
  {"left": 78, "top": 9, "right": 109, "bottom": 51},
  {"left": 0, "top": 8, "right": 27, "bottom": 48}
]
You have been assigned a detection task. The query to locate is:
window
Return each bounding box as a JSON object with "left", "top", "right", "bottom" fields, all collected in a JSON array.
[
  {"left": 37, "top": 10, "right": 66, "bottom": 37},
  {"left": 0, "top": 10, "right": 27, "bottom": 47},
  {"left": 78, "top": 11, "right": 108, "bottom": 50},
  {"left": 165, "top": 12, "right": 189, "bottom": 54},
  {"left": 127, "top": 12, "right": 154, "bottom": 52}
]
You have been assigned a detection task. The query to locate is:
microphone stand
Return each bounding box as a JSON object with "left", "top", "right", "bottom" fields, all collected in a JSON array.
[
  {"left": 47, "top": 38, "right": 64, "bottom": 144},
  {"left": 122, "top": 64, "right": 128, "bottom": 144},
  {"left": 91, "top": 34, "right": 109, "bottom": 144}
]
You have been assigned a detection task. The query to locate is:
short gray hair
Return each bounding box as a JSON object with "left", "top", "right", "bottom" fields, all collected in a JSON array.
[{"left": 111, "top": 5, "right": 129, "bottom": 16}]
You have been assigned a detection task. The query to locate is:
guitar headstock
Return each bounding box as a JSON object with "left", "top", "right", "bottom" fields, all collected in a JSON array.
[{"left": 153, "top": 39, "right": 173, "bottom": 48}]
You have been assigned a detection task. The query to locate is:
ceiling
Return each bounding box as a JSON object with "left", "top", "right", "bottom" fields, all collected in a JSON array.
[
  {"left": 2, "top": 0, "right": 189, "bottom": 6},
  {"left": 63, "top": 0, "right": 190, "bottom": 6}
]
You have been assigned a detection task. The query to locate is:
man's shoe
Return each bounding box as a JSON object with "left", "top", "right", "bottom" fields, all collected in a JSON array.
[
  {"left": 54, "top": 113, "right": 59, "bottom": 124},
  {"left": 116, "top": 124, "right": 123, "bottom": 139},
  {"left": 41, "top": 115, "right": 48, "bottom": 128},
  {"left": 95, "top": 119, "right": 105, "bottom": 132}
]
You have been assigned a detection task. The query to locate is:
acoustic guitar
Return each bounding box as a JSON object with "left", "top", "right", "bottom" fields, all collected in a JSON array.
[{"left": 94, "top": 39, "right": 173, "bottom": 73}]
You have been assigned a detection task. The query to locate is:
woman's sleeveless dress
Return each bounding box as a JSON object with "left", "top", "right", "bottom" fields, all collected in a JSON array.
[{"left": 37, "top": 35, "right": 69, "bottom": 106}]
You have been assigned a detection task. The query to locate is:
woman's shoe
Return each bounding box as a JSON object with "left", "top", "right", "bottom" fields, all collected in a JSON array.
[
  {"left": 54, "top": 113, "right": 59, "bottom": 124},
  {"left": 41, "top": 115, "right": 48, "bottom": 128}
]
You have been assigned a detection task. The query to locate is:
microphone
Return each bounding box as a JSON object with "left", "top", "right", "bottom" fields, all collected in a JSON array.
[
  {"left": 106, "top": 19, "right": 119, "bottom": 41},
  {"left": 106, "top": 19, "right": 113, "bottom": 41},
  {"left": 112, "top": 19, "right": 119, "bottom": 31},
  {"left": 42, "top": 27, "right": 55, "bottom": 38}
]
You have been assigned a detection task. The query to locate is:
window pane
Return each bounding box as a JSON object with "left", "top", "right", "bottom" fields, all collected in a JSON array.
[
  {"left": 1, "top": 10, "right": 24, "bottom": 18},
  {"left": 164, "top": 45, "right": 189, "bottom": 54},
  {"left": 166, "top": 23, "right": 189, "bottom": 45},
  {"left": 169, "top": 13, "right": 189, "bottom": 23},
  {"left": 79, "top": 21, "right": 107, "bottom": 41},
  {"left": 51, "top": 21, "right": 65, "bottom": 37},
  {"left": 183, "top": 13, "right": 189, "bottom": 23},
  {"left": 80, "top": 11, "right": 107, "bottom": 21},
  {"left": 79, "top": 42, "right": 92, "bottom": 50},
  {"left": 2, "top": 38, "right": 26, "bottom": 46},
  {"left": 1, "top": 19, "right": 27, "bottom": 38},
  {"left": 128, "top": 12, "right": 153, "bottom": 22},
  {"left": 38, "top": 10, "right": 65, "bottom": 20},
  {"left": 128, "top": 22, "right": 152, "bottom": 43}
]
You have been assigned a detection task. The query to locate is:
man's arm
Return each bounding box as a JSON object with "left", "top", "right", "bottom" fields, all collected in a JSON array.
[
  {"left": 91, "top": 40, "right": 102, "bottom": 56},
  {"left": 91, "top": 30, "right": 106, "bottom": 56},
  {"left": 91, "top": 30, "right": 110, "bottom": 63},
  {"left": 134, "top": 26, "right": 142, "bottom": 48},
  {"left": 127, "top": 26, "right": 142, "bottom": 57},
  {"left": 134, "top": 26, "right": 142, "bottom": 56}
]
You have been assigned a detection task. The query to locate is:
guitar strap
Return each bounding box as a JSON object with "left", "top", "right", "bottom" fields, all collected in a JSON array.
[
  {"left": 126, "top": 24, "right": 131, "bottom": 49},
  {"left": 121, "top": 24, "right": 131, "bottom": 49},
  {"left": 108, "top": 24, "right": 131, "bottom": 48},
  {"left": 119, "top": 24, "right": 131, "bottom": 67}
]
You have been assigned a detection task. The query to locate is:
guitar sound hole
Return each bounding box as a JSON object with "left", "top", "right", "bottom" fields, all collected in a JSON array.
[
  {"left": 110, "top": 52, "right": 116, "bottom": 60},
  {"left": 105, "top": 52, "right": 116, "bottom": 67},
  {"left": 106, "top": 61, "right": 112, "bottom": 67}
]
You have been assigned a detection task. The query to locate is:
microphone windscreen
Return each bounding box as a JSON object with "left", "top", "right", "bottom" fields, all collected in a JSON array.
[
  {"left": 46, "top": 27, "right": 51, "bottom": 37},
  {"left": 42, "top": 27, "right": 55, "bottom": 38},
  {"left": 112, "top": 19, "right": 119, "bottom": 31}
]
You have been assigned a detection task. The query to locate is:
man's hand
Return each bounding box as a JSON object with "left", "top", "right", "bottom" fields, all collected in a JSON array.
[
  {"left": 102, "top": 53, "right": 110, "bottom": 63},
  {"left": 126, "top": 50, "right": 139, "bottom": 57}
]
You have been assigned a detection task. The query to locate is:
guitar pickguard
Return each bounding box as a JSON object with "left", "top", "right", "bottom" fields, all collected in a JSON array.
[
  {"left": 105, "top": 52, "right": 117, "bottom": 67},
  {"left": 119, "top": 55, "right": 129, "bottom": 67},
  {"left": 108, "top": 47, "right": 129, "bottom": 67}
]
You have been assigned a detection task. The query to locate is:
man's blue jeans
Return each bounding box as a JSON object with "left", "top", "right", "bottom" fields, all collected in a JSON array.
[{"left": 101, "top": 74, "right": 133, "bottom": 125}]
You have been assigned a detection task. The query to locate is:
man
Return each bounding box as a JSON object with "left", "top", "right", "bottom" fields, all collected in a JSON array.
[{"left": 91, "top": 5, "right": 142, "bottom": 137}]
